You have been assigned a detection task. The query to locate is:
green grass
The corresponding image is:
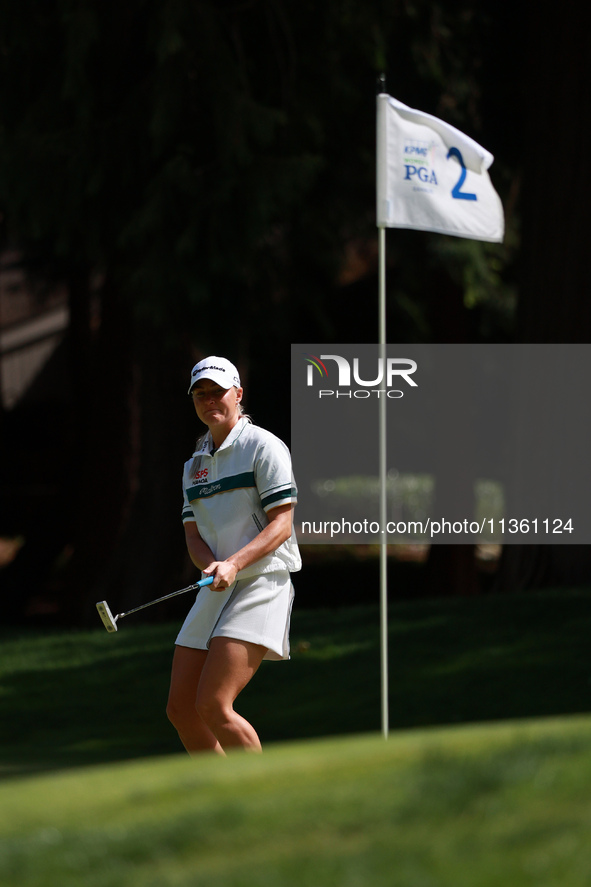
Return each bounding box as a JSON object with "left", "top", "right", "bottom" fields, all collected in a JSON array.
[
  {"left": 1, "top": 588, "right": 591, "bottom": 885},
  {"left": 1, "top": 587, "right": 591, "bottom": 776},
  {"left": 2, "top": 718, "right": 591, "bottom": 886}
]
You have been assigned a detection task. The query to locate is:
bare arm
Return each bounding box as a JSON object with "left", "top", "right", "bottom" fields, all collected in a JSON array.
[
  {"left": 183, "top": 521, "right": 217, "bottom": 572},
  {"left": 201, "top": 503, "right": 293, "bottom": 590}
]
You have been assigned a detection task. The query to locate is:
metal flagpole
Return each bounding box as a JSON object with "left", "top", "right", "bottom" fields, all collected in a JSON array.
[
  {"left": 378, "top": 225, "right": 388, "bottom": 739},
  {"left": 377, "top": 74, "right": 389, "bottom": 739}
]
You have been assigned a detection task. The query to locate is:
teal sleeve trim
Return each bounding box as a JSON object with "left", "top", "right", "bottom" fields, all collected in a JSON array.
[{"left": 260, "top": 486, "right": 298, "bottom": 509}]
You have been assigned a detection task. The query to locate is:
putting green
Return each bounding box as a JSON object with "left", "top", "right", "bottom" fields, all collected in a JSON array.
[{"left": 1, "top": 716, "right": 591, "bottom": 886}]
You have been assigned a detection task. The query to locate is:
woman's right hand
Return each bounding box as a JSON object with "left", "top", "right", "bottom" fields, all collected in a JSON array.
[{"left": 202, "top": 560, "right": 238, "bottom": 591}]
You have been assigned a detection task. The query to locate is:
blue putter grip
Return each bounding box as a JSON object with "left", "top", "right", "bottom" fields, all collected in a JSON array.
[{"left": 198, "top": 576, "right": 214, "bottom": 587}]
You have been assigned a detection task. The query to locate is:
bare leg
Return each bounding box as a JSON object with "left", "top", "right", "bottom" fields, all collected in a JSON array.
[
  {"left": 195, "top": 637, "right": 267, "bottom": 752},
  {"left": 166, "top": 645, "right": 225, "bottom": 756}
]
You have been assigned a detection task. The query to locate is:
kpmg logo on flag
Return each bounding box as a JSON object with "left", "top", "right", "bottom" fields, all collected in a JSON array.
[
  {"left": 303, "top": 353, "right": 418, "bottom": 399},
  {"left": 403, "top": 139, "right": 438, "bottom": 189},
  {"left": 404, "top": 139, "right": 432, "bottom": 160}
]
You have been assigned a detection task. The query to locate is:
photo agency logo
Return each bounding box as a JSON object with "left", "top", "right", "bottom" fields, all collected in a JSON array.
[{"left": 303, "top": 352, "right": 418, "bottom": 399}]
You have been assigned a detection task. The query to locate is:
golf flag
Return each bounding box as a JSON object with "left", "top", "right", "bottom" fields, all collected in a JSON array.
[{"left": 377, "top": 93, "right": 504, "bottom": 242}]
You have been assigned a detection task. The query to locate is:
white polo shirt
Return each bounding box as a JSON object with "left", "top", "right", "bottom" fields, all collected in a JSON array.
[{"left": 182, "top": 417, "right": 301, "bottom": 580}]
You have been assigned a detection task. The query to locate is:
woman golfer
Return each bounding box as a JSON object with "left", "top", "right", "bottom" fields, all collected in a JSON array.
[{"left": 166, "top": 356, "right": 301, "bottom": 754}]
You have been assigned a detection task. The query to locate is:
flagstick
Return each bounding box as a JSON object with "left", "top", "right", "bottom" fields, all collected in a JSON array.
[
  {"left": 374, "top": 79, "right": 503, "bottom": 742},
  {"left": 378, "top": 223, "right": 389, "bottom": 740},
  {"left": 376, "top": 76, "right": 389, "bottom": 740}
]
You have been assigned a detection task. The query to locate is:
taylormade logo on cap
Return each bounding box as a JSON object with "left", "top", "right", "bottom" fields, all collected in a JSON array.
[{"left": 188, "top": 356, "right": 241, "bottom": 393}]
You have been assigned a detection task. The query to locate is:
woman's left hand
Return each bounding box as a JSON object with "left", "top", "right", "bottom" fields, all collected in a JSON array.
[{"left": 202, "top": 560, "right": 238, "bottom": 591}]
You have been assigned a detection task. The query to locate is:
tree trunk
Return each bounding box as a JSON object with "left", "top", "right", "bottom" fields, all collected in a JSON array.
[
  {"left": 63, "top": 275, "right": 136, "bottom": 622},
  {"left": 91, "top": 319, "right": 195, "bottom": 618}
]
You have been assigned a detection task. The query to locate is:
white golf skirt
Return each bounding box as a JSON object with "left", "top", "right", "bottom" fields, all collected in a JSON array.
[{"left": 175, "top": 570, "right": 295, "bottom": 661}]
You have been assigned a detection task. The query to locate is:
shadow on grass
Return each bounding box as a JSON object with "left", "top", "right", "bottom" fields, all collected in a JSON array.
[{"left": 1, "top": 587, "right": 590, "bottom": 777}]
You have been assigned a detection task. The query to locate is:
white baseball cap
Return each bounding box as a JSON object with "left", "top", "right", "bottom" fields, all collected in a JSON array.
[{"left": 188, "top": 356, "right": 241, "bottom": 393}]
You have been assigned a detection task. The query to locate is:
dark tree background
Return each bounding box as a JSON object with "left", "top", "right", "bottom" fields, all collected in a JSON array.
[
  {"left": 493, "top": 5, "right": 591, "bottom": 591},
  {"left": 0, "top": 0, "right": 588, "bottom": 625}
]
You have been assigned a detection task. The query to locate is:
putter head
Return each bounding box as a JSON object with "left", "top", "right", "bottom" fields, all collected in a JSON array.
[{"left": 96, "top": 601, "right": 118, "bottom": 632}]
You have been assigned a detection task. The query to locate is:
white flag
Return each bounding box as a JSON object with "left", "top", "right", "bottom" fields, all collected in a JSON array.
[{"left": 376, "top": 94, "right": 504, "bottom": 242}]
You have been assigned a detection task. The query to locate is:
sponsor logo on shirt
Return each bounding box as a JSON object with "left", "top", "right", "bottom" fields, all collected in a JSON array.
[
  {"left": 193, "top": 468, "right": 209, "bottom": 483},
  {"left": 199, "top": 483, "right": 221, "bottom": 496}
]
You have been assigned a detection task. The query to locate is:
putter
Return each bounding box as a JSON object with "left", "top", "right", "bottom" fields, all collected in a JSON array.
[{"left": 96, "top": 576, "right": 214, "bottom": 633}]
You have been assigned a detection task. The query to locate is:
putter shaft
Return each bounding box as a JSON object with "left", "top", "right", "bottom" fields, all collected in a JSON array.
[{"left": 96, "top": 576, "right": 214, "bottom": 633}]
